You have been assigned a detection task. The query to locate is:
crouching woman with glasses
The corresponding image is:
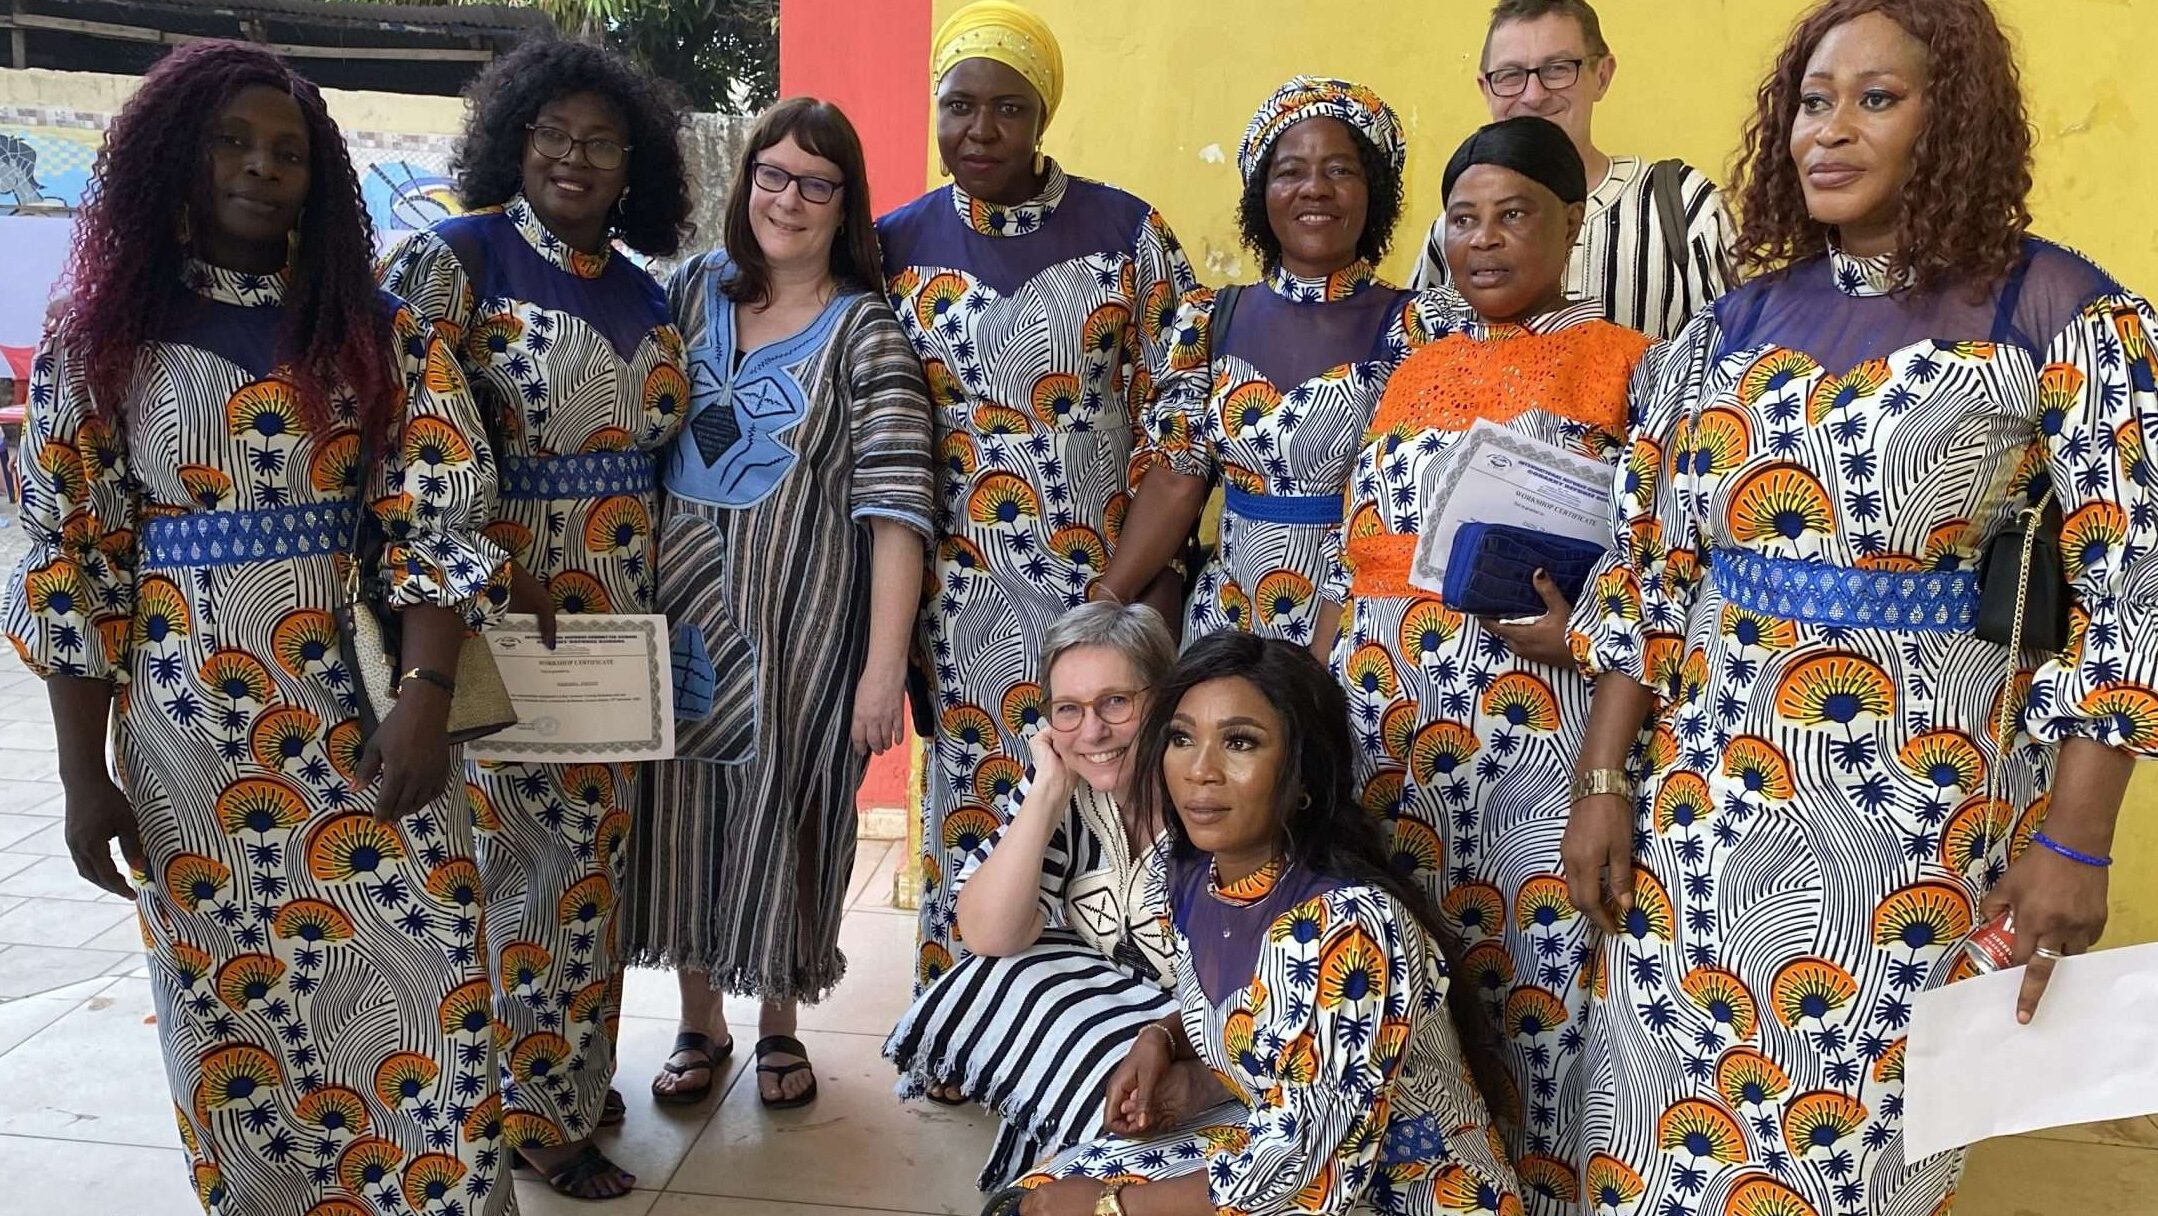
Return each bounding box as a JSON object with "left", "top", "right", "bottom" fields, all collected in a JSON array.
[{"left": 884, "top": 602, "right": 1188, "bottom": 1192}]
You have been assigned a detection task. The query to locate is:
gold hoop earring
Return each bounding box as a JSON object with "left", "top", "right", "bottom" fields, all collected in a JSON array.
[{"left": 1032, "top": 145, "right": 1046, "bottom": 175}]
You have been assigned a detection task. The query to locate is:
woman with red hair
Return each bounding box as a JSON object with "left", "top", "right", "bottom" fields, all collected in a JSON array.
[
  {"left": 1566, "top": 2, "right": 2158, "bottom": 1211},
  {"left": 1, "top": 41, "right": 508, "bottom": 1213}
]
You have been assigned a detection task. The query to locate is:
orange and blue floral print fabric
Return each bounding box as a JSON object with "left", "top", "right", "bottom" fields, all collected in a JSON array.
[
  {"left": 381, "top": 195, "right": 686, "bottom": 1151},
  {"left": 1567, "top": 238, "right": 2158, "bottom": 1216},
  {"left": 1, "top": 261, "right": 514, "bottom": 1214}
]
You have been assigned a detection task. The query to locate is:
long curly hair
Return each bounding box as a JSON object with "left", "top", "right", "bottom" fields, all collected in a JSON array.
[
  {"left": 453, "top": 39, "right": 692, "bottom": 258},
  {"left": 62, "top": 40, "right": 394, "bottom": 439},
  {"left": 1237, "top": 124, "right": 1405, "bottom": 275},
  {"left": 1131, "top": 632, "right": 1513, "bottom": 1119},
  {"left": 1732, "top": 0, "right": 2032, "bottom": 292}
]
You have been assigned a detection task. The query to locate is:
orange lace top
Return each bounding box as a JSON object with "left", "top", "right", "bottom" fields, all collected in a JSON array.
[{"left": 1346, "top": 322, "right": 1653, "bottom": 599}]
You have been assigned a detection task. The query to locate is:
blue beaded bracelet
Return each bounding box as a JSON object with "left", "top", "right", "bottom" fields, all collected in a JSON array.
[{"left": 2031, "top": 830, "right": 2112, "bottom": 868}]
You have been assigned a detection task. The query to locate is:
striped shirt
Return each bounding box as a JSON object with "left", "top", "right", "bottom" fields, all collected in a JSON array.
[{"left": 1412, "top": 155, "right": 1736, "bottom": 340}]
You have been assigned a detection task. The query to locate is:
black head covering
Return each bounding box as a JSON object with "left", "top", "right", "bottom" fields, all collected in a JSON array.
[{"left": 1442, "top": 115, "right": 1588, "bottom": 206}]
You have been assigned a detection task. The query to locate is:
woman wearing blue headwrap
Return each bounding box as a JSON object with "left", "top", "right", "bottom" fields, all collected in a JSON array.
[{"left": 1094, "top": 78, "right": 1468, "bottom": 658}]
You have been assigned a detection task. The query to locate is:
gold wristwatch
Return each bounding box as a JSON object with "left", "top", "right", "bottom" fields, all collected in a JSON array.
[
  {"left": 1094, "top": 1181, "right": 1131, "bottom": 1216},
  {"left": 1571, "top": 767, "right": 1634, "bottom": 805}
]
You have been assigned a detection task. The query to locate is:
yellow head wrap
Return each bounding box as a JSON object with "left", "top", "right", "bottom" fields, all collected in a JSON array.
[{"left": 932, "top": 0, "right": 1064, "bottom": 126}]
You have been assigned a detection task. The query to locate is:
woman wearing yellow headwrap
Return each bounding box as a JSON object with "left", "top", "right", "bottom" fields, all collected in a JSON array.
[{"left": 880, "top": 0, "right": 1198, "bottom": 1009}]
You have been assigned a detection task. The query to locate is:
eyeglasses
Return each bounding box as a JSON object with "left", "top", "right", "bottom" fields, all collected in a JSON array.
[
  {"left": 1047, "top": 688, "right": 1148, "bottom": 731},
  {"left": 526, "top": 124, "right": 631, "bottom": 171},
  {"left": 750, "top": 161, "right": 845, "bottom": 205},
  {"left": 1482, "top": 57, "right": 1598, "bottom": 98}
]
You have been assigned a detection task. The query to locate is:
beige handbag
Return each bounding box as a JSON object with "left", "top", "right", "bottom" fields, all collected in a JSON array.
[{"left": 336, "top": 433, "right": 517, "bottom": 744}]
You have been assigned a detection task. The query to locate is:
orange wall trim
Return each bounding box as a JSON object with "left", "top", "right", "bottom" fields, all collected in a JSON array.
[{"left": 777, "top": 0, "right": 934, "bottom": 220}]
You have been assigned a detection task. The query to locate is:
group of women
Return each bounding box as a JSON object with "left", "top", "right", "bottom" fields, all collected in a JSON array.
[
  {"left": 6, "top": 0, "right": 2155, "bottom": 1213},
  {"left": 5, "top": 27, "right": 932, "bottom": 1210},
  {"left": 880, "top": 2, "right": 2158, "bottom": 1216}
]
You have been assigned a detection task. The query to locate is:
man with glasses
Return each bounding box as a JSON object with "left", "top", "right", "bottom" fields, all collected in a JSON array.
[{"left": 1412, "top": 0, "right": 1736, "bottom": 338}]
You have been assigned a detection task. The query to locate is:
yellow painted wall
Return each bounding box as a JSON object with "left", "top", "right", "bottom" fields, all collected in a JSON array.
[{"left": 929, "top": 0, "right": 2158, "bottom": 944}]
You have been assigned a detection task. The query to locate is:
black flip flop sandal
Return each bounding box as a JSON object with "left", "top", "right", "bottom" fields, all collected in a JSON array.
[
  {"left": 925, "top": 1082, "right": 969, "bottom": 1107},
  {"left": 652, "top": 1031, "right": 731, "bottom": 1106},
  {"left": 981, "top": 1186, "right": 1030, "bottom": 1216},
  {"left": 514, "top": 1144, "right": 636, "bottom": 1201},
  {"left": 754, "top": 1033, "right": 819, "bottom": 1110}
]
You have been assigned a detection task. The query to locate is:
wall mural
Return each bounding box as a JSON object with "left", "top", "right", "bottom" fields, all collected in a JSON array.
[{"left": 0, "top": 106, "right": 468, "bottom": 235}]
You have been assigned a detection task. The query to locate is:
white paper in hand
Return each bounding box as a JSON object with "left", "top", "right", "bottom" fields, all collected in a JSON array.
[{"left": 1905, "top": 940, "right": 2158, "bottom": 1159}]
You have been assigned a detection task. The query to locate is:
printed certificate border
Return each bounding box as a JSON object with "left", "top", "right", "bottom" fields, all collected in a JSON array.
[{"left": 474, "top": 614, "right": 673, "bottom": 760}]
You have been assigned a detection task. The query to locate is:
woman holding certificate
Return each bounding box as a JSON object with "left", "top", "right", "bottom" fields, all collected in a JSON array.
[
  {"left": 1564, "top": 2, "right": 2158, "bottom": 1211},
  {"left": 378, "top": 39, "right": 692, "bottom": 1201},
  {"left": 1320, "top": 116, "right": 1652, "bottom": 1207},
  {"left": 622, "top": 98, "right": 934, "bottom": 1112}
]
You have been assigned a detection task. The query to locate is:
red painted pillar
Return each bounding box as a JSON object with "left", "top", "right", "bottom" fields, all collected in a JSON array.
[
  {"left": 777, "top": 0, "right": 935, "bottom": 218},
  {"left": 779, "top": 0, "right": 936, "bottom": 811}
]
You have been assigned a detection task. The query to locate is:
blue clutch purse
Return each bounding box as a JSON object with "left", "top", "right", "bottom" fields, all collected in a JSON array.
[
  {"left": 671, "top": 623, "right": 718, "bottom": 720},
  {"left": 1442, "top": 523, "right": 1605, "bottom": 617}
]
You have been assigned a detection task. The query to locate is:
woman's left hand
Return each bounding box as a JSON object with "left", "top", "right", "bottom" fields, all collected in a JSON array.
[
  {"left": 851, "top": 663, "right": 908, "bottom": 757},
  {"left": 362, "top": 682, "right": 454, "bottom": 822},
  {"left": 1481, "top": 570, "right": 1576, "bottom": 666},
  {"left": 1018, "top": 1178, "right": 1108, "bottom": 1216},
  {"left": 1980, "top": 845, "right": 2110, "bottom": 1023}
]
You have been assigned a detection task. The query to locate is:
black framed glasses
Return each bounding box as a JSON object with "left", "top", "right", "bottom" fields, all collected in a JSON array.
[
  {"left": 526, "top": 124, "right": 631, "bottom": 171},
  {"left": 750, "top": 161, "right": 845, "bottom": 205},
  {"left": 1482, "top": 57, "right": 1598, "bottom": 97},
  {"left": 1046, "top": 688, "right": 1148, "bottom": 731}
]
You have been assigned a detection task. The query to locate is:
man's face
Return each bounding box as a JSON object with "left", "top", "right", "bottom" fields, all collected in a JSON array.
[{"left": 1479, "top": 13, "right": 1616, "bottom": 149}]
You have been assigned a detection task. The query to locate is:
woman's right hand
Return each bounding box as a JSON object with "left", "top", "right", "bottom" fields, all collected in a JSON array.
[
  {"left": 1025, "top": 727, "right": 1076, "bottom": 800},
  {"left": 505, "top": 563, "right": 557, "bottom": 647},
  {"left": 1103, "top": 1026, "right": 1176, "bottom": 1136},
  {"left": 1561, "top": 793, "right": 1636, "bottom": 934},
  {"left": 63, "top": 772, "right": 145, "bottom": 899}
]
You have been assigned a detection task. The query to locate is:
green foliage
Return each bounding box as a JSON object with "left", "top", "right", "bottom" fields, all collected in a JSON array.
[{"left": 356, "top": 0, "right": 778, "bottom": 113}]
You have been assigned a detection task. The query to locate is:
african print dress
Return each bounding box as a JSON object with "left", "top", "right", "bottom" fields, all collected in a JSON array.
[
  {"left": 381, "top": 195, "right": 687, "bottom": 1148},
  {"left": 2, "top": 262, "right": 510, "bottom": 1214},
  {"left": 1330, "top": 303, "right": 1652, "bottom": 1212},
  {"left": 619, "top": 251, "right": 935, "bottom": 999},
  {"left": 1154, "top": 263, "right": 1468, "bottom": 647},
  {"left": 1022, "top": 852, "right": 1521, "bottom": 1215},
  {"left": 1569, "top": 241, "right": 2158, "bottom": 1216},
  {"left": 885, "top": 779, "right": 1176, "bottom": 1190},
  {"left": 877, "top": 160, "right": 1198, "bottom": 988}
]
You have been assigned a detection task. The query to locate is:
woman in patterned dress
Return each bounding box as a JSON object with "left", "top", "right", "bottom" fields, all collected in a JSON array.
[
  {"left": 1012, "top": 633, "right": 1520, "bottom": 1216},
  {"left": 379, "top": 39, "right": 691, "bottom": 1201},
  {"left": 5, "top": 42, "right": 511, "bottom": 1214},
  {"left": 1323, "top": 117, "right": 1654, "bottom": 1213},
  {"left": 882, "top": 0, "right": 1198, "bottom": 990},
  {"left": 1563, "top": 4, "right": 2158, "bottom": 1214},
  {"left": 885, "top": 602, "right": 1182, "bottom": 1191},
  {"left": 1095, "top": 77, "right": 1465, "bottom": 654},
  {"left": 621, "top": 97, "right": 934, "bottom": 1112}
]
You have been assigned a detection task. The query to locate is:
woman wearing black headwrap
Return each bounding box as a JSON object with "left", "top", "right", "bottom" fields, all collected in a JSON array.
[{"left": 1318, "top": 116, "right": 1657, "bottom": 1210}]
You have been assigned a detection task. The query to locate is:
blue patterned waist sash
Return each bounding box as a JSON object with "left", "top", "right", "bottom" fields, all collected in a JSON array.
[
  {"left": 1221, "top": 484, "right": 1344, "bottom": 526},
  {"left": 1710, "top": 548, "right": 1977, "bottom": 632},
  {"left": 140, "top": 502, "right": 359, "bottom": 569},
  {"left": 499, "top": 450, "right": 658, "bottom": 501},
  {"left": 1378, "top": 1113, "right": 1449, "bottom": 1166}
]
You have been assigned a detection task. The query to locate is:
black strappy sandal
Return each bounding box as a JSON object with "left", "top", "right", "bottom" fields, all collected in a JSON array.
[
  {"left": 925, "top": 1081, "right": 969, "bottom": 1107},
  {"left": 599, "top": 1087, "right": 626, "bottom": 1127},
  {"left": 754, "top": 1033, "right": 819, "bottom": 1110},
  {"left": 980, "top": 1185, "right": 1030, "bottom": 1216},
  {"left": 651, "top": 1031, "right": 731, "bottom": 1106},
  {"left": 514, "top": 1144, "right": 636, "bottom": 1201}
]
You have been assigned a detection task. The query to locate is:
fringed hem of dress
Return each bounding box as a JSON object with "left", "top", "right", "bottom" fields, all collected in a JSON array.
[{"left": 620, "top": 947, "right": 850, "bottom": 1006}]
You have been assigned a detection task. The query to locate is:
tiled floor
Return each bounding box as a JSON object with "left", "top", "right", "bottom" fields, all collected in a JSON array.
[{"left": 0, "top": 661, "right": 2152, "bottom": 1215}]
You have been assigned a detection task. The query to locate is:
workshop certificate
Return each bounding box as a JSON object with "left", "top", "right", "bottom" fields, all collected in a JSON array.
[
  {"left": 1409, "top": 418, "right": 1616, "bottom": 595},
  {"left": 465, "top": 614, "right": 676, "bottom": 763}
]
